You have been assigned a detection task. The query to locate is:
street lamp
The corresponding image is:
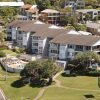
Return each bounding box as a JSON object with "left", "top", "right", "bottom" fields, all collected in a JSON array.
[{"left": 5, "top": 54, "right": 7, "bottom": 81}]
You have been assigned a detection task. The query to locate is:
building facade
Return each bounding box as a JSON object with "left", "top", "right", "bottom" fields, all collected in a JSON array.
[
  {"left": 18, "top": 4, "right": 39, "bottom": 20},
  {"left": 40, "top": 9, "right": 60, "bottom": 24},
  {"left": 86, "top": 21, "right": 100, "bottom": 36},
  {"left": 7, "top": 20, "right": 100, "bottom": 62}
]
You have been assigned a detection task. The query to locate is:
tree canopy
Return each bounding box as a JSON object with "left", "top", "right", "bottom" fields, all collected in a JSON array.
[{"left": 20, "top": 59, "right": 60, "bottom": 85}]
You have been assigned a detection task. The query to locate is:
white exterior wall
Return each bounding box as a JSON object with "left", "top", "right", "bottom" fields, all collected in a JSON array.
[
  {"left": 93, "top": 11, "right": 98, "bottom": 18},
  {"left": 12, "top": 27, "right": 17, "bottom": 40},
  {"left": 22, "top": 32, "right": 30, "bottom": 46},
  {"left": 76, "top": 0, "right": 85, "bottom": 8},
  {"left": 43, "top": 38, "right": 47, "bottom": 49},
  {"left": 67, "top": 48, "right": 75, "bottom": 59},
  {"left": 59, "top": 45, "right": 67, "bottom": 60},
  {"left": 38, "top": 38, "right": 47, "bottom": 55},
  {"left": 92, "top": 40, "right": 100, "bottom": 46}
]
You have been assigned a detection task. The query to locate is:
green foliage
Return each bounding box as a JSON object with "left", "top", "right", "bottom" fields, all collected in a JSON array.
[
  {"left": 60, "top": 16, "right": 68, "bottom": 26},
  {"left": 0, "top": 45, "right": 8, "bottom": 50},
  {"left": 75, "top": 24, "right": 86, "bottom": 31},
  {"left": 85, "top": 6, "right": 93, "bottom": 9},
  {"left": 23, "top": 0, "right": 36, "bottom": 4},
  {"left": 20, "top": 60, "right": 60, "bottom": 85},
  {"left": 65, "top": 26, "right": 75, "bottom": 30},
  {"left": 68, "top": 16, "right": 78, "bottom": 26},
  {"left": 13, "top": 47, "right": 25, "bottom": 53},
  {"left": 87, "top": 70, "right": 100, "bottom": 76},
  {"left": 0, "top": 32, "right": 6, "bottom": 43},
  {"left": 74, "top": 51, "right": 100, "bottom": 67},
  {"left": 85, "top": 0, "right": 98, "bottom": 8},
  {"left": 0, "top": 7, "right": 18, "bottom": 26},
  {"left": 36, "top": 0, "right": 51, "bottom": 10},
  {"left": 0, "top": 51, "right": 6, "bottom": 57},
  {"left": 92, "top": 16, "right": 98, "bottom": 22}
]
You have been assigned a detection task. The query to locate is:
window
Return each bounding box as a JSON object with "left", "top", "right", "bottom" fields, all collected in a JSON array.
[
  {"left": 17, "top": 37, "right": 22, "bottom": 40},
  {"left": 85, "top": 46, "right": 91, "bottom": 50},
  {"left": 68, "top": 44, "right": 74, "bottom": 49},
  {"left": 18, "top": 31, "right": 21, "bottom": 34},
  {"left": 60, "top": 45, "right": 65, "bottom": 50},
  {"left": 32, "top": 43, "right": 38, "bottom": 46},
  {"left": 51, "top": 50, "right": 58, "bottom": 53},
  {"left": 32, "top": 36, "right": 38, "bottom": 40},
  {"left": 75, "top": 45, "right": 83, "bottom": 51},
  {"left": 94, "top": 13, "right": 97, "bottom": 15}
]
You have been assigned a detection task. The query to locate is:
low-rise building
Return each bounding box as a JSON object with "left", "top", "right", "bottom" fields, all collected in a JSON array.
[
  {"left": 76, "top": 9, "right": 100, "bottom": 20},
  {"left": 18, "top": 4, "right": 39, "bottom": 20},
  {"left": 40, "top": 9, "right": 60, "bottom": 24},
  {"left": 86, "top": 21, "right": 100, "bottom": 36},
  {"left": 49, "top": 34, "right": 100, "bottom": 61},
  {"left": 65, "top": 0, "right": 85, "bottom": 9},
  {"left": 7, "top": 20, "right": 100, "bottom": 62}
]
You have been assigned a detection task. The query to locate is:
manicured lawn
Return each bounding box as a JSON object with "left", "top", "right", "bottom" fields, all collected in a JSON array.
[
  {"left": 40, "top": 75, "right": 100, "bottom": 100},
  {"left": 57, "top": 75, "right": 100, "bottom": 90},
  {"left": 0, "top": 65, "right": 41, "bottom": 100},
  {"left": 0, "top": 77, "right": 41, "bottom": 100},
  {"left": 1, "top": 49, "right": 17, "bottom": 56},
  {"left": 40, "top": 87, "right": 100, "bottom": 100}
]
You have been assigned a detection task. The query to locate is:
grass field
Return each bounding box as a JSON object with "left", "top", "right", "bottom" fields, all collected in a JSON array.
[
  {"left": 0, "top": 68, "right": 100, "bottom": 100},
  {"left": 1, "top": 49, "right": 17, "bottom": 57},
  {"left": 40, "top": 75, "right": 100, "bottom": 100},
  {"left": 0, "top": 66, "right": 41, "bottom": 100},
  {"left": 40, "top": 87, "right": 100, "bottom": 100},
  {"left": 0, "top": 77, "right": 41, "bottom": 100},
  {"left": 57, "top": 75, "right": 99, "bottom": 90}
]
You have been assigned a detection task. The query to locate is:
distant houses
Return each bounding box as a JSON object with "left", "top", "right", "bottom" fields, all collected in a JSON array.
[
  {"left": 76, "top": 9, "right": 100, "bottom": 21},
  {"left": 40, "top": 9, "right": 60, "bottom": 24},
  {"left": 86, "top": 21, "right": 100, "bottom": 35},
  {"left": 18, "top": 4, "right": 39, "bottom": 20}
]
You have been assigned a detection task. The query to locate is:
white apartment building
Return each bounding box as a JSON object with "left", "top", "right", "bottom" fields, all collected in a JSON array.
[
  {"left": 76, "top": 0, "right": 85, "bottom": 9},
  {"left": 7, "top": 20, "right": 100, "bottom": 62},
  {"left": 7, "top": 20, "right": 34, "bottom": 48},
  {"left": 65, "top": 0, "right": 85, "bottom": 9},
  {"left": 76, "top": 9, "right": 100, "bottom": 20},
  {"left": 49, "top": 34, "right": 100, "bottom": 61}
]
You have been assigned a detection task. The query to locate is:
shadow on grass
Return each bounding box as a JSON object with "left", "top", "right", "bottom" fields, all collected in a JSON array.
[
  {"left": 29, "top": 83, "right": 43, "bottom": 88},
  {"left": 61, "top": 73, "right": 77, "bottom": 77},
  {"left": 84, "top": 94, "right": 95, "bottom": 98},
  {"left": 11, "top": 79, "right": 25, "bottom": 88}
]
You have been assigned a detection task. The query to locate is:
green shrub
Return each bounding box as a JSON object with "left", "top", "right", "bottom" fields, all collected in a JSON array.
[
  {"left": 87, "top": 70, "right": 100, "bottom": 76},
  {"left": 13, "top": 47, "right": 25, "bottom": 53},
  {"left": 0, "top": 51, "right": 6, "bottom": 57},
  {"left": 0, "top": 45, "right": 8, "bottom": 50}
]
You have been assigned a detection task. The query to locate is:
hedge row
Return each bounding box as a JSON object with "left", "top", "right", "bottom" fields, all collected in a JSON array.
[{"left": 87, "top": 70, "right": 100, "bottom": 76}]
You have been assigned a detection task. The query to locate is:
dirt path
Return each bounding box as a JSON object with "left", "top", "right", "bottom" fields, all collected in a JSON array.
[{"left": 34, "top": 71, "right": 63, "bottom": 100}]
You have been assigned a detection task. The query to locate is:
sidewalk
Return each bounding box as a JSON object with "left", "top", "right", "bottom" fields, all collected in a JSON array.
[{"left": 0, "top": 89, "right": 7, "bottom": 100}]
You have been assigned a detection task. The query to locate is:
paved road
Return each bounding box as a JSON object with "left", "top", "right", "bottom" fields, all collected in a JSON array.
[{"left": 0, "top": 89, "right": 6, "bottom": 100}]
